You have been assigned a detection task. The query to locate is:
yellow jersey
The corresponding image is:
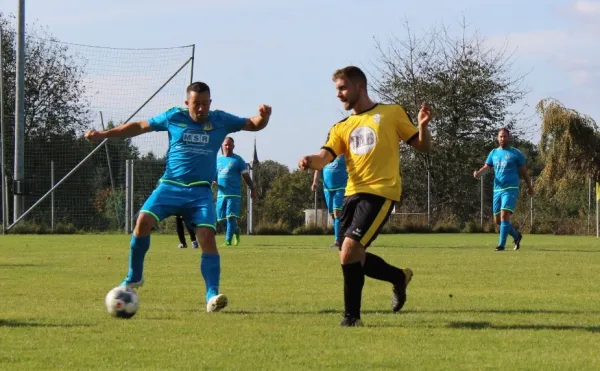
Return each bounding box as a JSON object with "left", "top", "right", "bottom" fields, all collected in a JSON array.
[{"left": 322, "top": 103, "right": 418, "bottom": 201}]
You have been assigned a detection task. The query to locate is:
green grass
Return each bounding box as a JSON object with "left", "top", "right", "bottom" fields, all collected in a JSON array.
[{"left": 1, "top": 233, "right": 600, "bottom": 370}]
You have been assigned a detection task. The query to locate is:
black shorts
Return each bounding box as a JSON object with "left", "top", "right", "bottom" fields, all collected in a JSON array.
[{"left": 337, "top": 193, "right": 395, "bottom": 248}]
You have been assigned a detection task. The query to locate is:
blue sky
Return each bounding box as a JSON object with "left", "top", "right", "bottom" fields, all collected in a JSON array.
[{"left": 1, "top": 0, "right": 599, "bottom": 169}]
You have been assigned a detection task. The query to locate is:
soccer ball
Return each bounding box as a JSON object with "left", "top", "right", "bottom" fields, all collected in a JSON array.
[{"left": 105, "top": 286, "right": 139, "bottom": 319}]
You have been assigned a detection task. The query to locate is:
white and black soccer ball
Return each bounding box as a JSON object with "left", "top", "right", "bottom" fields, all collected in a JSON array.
[{"left": 105, "top": 286, "right": 139, "bottom": 319}]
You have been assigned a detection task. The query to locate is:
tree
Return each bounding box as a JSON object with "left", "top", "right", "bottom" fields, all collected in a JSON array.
[
  {"left": 370, "top": 19, "right": 528, "bottom": 223},
  {"left": 263, "top": 169, "right": 314, "bottom": 227}
]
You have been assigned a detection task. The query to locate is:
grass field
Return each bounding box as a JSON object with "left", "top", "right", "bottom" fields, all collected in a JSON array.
[{"left": 1, "top": 233, "right": 600, "bottom": 370}]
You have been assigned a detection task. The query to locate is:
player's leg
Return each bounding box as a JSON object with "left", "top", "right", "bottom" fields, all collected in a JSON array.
[
  {"left": 185, "top": 219, "right": 199, "bottom": 249},
  {"left": 175, "top": 215, "right": 187, "bottom": 248},
  {"left": 349, "top": 195, "right": 411, "bottom": 313},
  {"left": 323, "top": 190, "right": 336, "bottom": 247},
  {"left": 493, "top": 191, "right": 504, "bottom": 251},
  {"left": 121, "top": 184, "right": 175, "bottom": 288},
  {"left": 215, "top": 197, "right": 229, "bottom": 246},
  {"left": 500, "top": 190, "right": 522, "bottom": 250},
  {"left": 187, "top": 187, "right": 227, "bottom": 312},
  {"left": 331, "top": 190, "right": 345, "bottom": 248},
  {"left": 229, "top": 197, "right": 242, "bottom": 246}
]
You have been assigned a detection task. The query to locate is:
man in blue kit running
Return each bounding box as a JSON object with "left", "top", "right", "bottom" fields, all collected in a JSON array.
[
  {"left": 474, "top": 128, "right": 534, "bottom": 251},
  {"left": 215, "top": 136, "right": 257, "bottom": 246},
  {"left": 85, "top": 81, "right": 271, "bottom": 312},
  {"left": 312, "top": 154, "right": 348, "bottom": 248}
]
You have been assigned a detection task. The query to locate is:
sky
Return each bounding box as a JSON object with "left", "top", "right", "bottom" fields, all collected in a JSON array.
[{"left": 1, "top": 0, "right": 599, "bottom": 169}]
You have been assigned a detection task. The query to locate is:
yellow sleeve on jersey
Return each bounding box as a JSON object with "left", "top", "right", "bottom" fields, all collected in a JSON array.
[
  {"left": 395, "top": 105, "right": 419, "bottom": 143},
  {"left": 322, "top": 122, "right": 346, "bottom": 157}
]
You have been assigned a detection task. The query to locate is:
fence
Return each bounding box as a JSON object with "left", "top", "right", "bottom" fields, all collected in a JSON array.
[{"left": 0, "top": 29, "right": 194, "bottom": 232}]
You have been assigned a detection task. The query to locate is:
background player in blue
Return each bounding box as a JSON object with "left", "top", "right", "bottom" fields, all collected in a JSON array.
[
  {"left": 312, "top": 154, "right": 348, "bottom": 248},
  {"left": 84, "top": 81, "right": 272, "bottom": 312},
  {"left": 215, "top": 136, "right": 257, "bottom": 246},
  {"left": 474, "top": 128, "right": 534, "bottom": 251}
]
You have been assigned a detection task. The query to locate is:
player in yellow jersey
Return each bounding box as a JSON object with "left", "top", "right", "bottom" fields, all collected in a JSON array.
[{"left": 298, "top": 66, "right": 432, "bottom": 327}]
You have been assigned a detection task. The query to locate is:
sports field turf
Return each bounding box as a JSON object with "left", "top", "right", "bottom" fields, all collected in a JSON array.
[{"left": 1, "top": 233, "right": 599, "bottom": 370}]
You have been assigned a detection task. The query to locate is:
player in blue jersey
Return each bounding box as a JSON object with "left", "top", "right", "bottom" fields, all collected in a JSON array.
[
  {"left": 474, "top": 128, "right": 534, "bottom": 251},
  {"left": 215, "top": 136, "right": 257, "bottom": 246},
  {"left": 84, "top": 81, "right": 271, "bottom": 312},
  {"left": 312, "top": 154, "right": 348, "bottom": 248}
]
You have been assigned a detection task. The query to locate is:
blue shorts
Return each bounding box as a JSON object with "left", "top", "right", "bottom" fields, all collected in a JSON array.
[
  {"left": 324, "top": 189, "right": 345, "bottom": 215},
  {"left": 493, "top": 189, "right": 519, "bottom": 215},
  {"left": 139, "top": 183, "right": 216, "bottom": 230},
  {"left": 216, "top": 196, "right": 241, "bottom": 221}
]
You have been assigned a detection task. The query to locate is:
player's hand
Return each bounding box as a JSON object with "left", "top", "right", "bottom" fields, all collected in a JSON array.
[
  {"left": 250, "top": 189, "right": 258, "bottom": 199},
  {"left": 311, "top": 183, "right": 317, "bottom": 192},
  {"left": 84, "top": 129, "right": 106, "bottom": 142},
  {"left": 418, "top": 102, "right": 432, "bottom": 127},
  {"left": 473, "top": 170, "right": 479, "bottom": 179},
  {"left": 298, "top": 156, "right": 311, "bottom": 170},
  {"left": 258, "top": 104, "right": 272, "bottom": 118},
  {"left": 528, "top": 186, "right": 534, "bottom": 196}
]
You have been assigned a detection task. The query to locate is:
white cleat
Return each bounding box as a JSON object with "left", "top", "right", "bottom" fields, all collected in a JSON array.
[{"left": 206, "top": 294, "right": 228, "bottom": 313}]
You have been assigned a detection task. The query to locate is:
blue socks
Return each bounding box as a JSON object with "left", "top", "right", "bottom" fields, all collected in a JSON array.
[
  {"left": 124, "top": 235, "right": 150, "bottom": 283},
  {"left": 225, "top": 218, "right": 237, "bottom": 243},
  {"left": 334, "top": 217, "right": 340, "bottom": 243},
  {"left": 499, "top": 221, "right": 519, "bottom": 247},
  {"left": 201, "top": 253, "right": 221, "bottom": 302}
]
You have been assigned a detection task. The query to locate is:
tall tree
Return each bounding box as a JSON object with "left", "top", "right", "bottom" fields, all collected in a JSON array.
[{"left": 371, "top": 19, "right": 528, "bottom": 223}]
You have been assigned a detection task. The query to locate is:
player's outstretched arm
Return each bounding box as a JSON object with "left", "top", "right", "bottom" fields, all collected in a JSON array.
[
  {"left": 243, "top": 104, "right": 272, "bottom": 132},
  {"left": 409, "top": 103, "right": 432, "bottom": 153},
  {"left": 84, "top": 121, "right": 152, "bottom": 142},
  {"left": 519, "top": 165, "right": 535, "bottom": 196},
  {"left": 298, "top": 149, "right": 334, "bottom": 172},
  {"left": 474, "top": 164, "right": 492, "bottom": 178},
  {"left": 242, "top": 173, "right": 258, "bottom": 198}
]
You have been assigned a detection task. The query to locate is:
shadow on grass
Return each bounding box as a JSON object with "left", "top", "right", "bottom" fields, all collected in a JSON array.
[
  {"left": 0, "top": 319, "right": 93, "bottom": 328},
  {"left": 447, "top": 321, "right": 600, "bottom": 333},
  {"left": 0, "top": 264, "right": 48, "bottom": 268},
  {"left": 404, "top": 308, "right": 600, "bottom": 315}
]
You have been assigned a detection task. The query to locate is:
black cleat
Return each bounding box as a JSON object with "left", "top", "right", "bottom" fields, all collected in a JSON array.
[
  {"left": 513, "top": 233, "right": 522, "bottom": 250},
  {"left": 392, "top": 268, "right": 413, "bottom": 312},
  {"left": 340, "top": 316, "right": 363, "bottom": 327},
  {"left": 495, "top": 246, "right": 505, "bottom": 251}
]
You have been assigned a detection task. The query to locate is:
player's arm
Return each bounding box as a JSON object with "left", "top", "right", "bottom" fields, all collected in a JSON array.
[
  {"left": 299, "top": 149, "right": 334, "bottom": 171},
  {"left": 408, "top": 103, "right": 432, "bottom": 153},
  {"left": 241, "top": 172, "right": 257, "bottom": 198},
  {"left": 474, "top": 164, "right": 492, "bottom": 178},
  {"left": 242, "top": 104, "right": 272, "bottom": 132},
  {"left": 84, "top": 121, "right": 152, "bottom": 141},
  {"left": 311, "top": 170, "right": 320, "bottom": 192},
  {"left": 519, "top": 165, "right": 534, "bottom": 196}
]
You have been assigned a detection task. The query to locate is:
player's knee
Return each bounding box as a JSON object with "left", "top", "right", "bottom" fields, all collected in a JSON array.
[
  {"left": 339, "top": 238, "right": 365, "bottom": 265},
  {"left": 196, "top": 227, "right": 217, "bottom": 253},
  {"left": 134, "top": 213, "right": 155, "bottom": 237}
]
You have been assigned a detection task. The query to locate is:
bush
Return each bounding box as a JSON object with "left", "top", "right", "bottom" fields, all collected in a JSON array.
[
  {"left": 8, "top": 221, "right": 78, "bottom": 234},
  {"left": 463, "top": 220, "right": 484, "bottom": 233},
  {"left": 254, "top": 221, "right": 291, "bottom": 235},
  {"left": 292, "top": 224, "right": 328, "bottom": 235}
]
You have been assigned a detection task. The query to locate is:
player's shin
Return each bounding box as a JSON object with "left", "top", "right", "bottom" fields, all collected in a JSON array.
[
  {"left": 200, "top": 253, "right": 221, "bottom": 302},
  {"left": 341, "top": 261, "right": 364, "bottom": 319},
  {"left": 334, "top": 217, "right": 340, "bottom": 242},
  {"left": 124, "top": 235, "right": 150, "bottom": 284},
  {"left": 499, "top": 221, "right": 510, "bottom": 247},
  {"left": 363, "top": 252, "right": 404, "bottom": 284}
]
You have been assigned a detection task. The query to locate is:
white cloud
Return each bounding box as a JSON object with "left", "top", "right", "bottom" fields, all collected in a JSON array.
[{"left": 571, "top": 0, "right": 600, "bottom": 16}]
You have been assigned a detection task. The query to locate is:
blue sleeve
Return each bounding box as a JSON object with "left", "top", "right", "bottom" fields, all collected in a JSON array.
[
  {"left": 485, "top": 150, "right": 494, "bottom": 166},
  {"left": 218, "top": 111, "right": 248, "bottom": 134},
  {"left": 516, "top": 150, "right": 526, "bottom": 166},
  {"left": 148, "top": 109, "right": 175, "bottom": 132}
]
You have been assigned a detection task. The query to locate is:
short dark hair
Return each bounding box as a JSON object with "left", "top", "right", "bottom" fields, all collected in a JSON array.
[
  {"left": 187, "top": 81, "right": 210, "bottom": 96},
  {"left": 332, "top": 66, "right": 367, "bottom": 87},
  {"left": 499, "top": 128, "right": 510, "bottom": 135},
  {"left": 224, "top": 136, "right": 234, "bottom": 144}
]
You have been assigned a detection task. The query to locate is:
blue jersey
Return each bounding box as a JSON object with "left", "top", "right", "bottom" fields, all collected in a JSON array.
[
  {"left": 216, "top": 154, "right": 248, "bottom": 197},
  {"left": 322, "top": 154, "right": 348, "bottom": 190},
  {"left": 148, "top": 107, "right": 247, "bottom": 187},
  {"left": 485, "top": 147, "right": 526, "bottom": 191}
]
